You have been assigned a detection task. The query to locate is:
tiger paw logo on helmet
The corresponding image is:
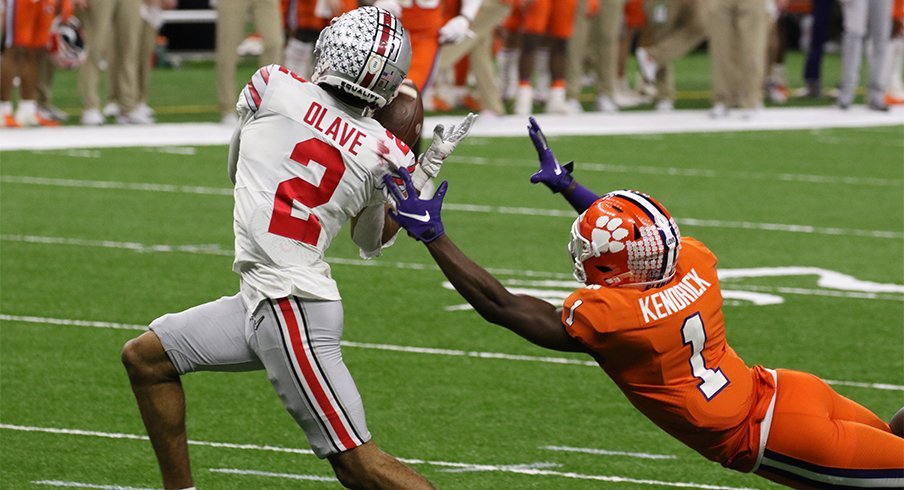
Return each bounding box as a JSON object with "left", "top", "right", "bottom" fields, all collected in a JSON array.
[
  {"left": 569, "top": 190, "right": 681, "bottom": 288},
  {"left": 590, "top": 216, "right": 629, "bottom": 255}
]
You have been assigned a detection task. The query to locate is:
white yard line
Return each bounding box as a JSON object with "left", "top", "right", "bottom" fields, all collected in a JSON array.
[
  {"left": 1, "top": 314, "right": 901, "bottom": 392},
  {"left": 2, "top": 176, "right": 901, "bottom": 239},
  {"left": 208, "top": 468, "right": 334, "bottom": 482},
  {"left": 541, "top": 445, "right": 677, "bottom": 460},
  {"left": 1, "top": 107, "right": 902, "bottom": 151},
  {"left": 32, "top": 481, "right": 155, "bottom": 490},
  {"left": 4, "top": 423, "right": 755, "bottom": 490}
]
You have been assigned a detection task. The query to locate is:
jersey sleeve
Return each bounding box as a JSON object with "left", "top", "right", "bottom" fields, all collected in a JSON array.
[
  {"left": 236, "top": 64, "right": 282, "bottom": 116},
  {"left": 561, "top": 288, "right": 610, "bottom": 349}
]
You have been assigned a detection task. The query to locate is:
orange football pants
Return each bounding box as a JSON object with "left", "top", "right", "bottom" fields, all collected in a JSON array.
[
  {"left": 522, "top": 0, "right": 578, "bottom": 39},
  {"left": 756, "top": 369, "right": 904, "bottom": 489},
  {"left": 4, "top": 0, "right": 57, "bottom": 48}
]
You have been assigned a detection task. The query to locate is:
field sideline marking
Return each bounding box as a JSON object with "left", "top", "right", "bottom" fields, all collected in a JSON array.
[
  {"left": 2, "top": 176, "right": 901, "bottom": 240},
  {"left": 1, "top": 314, "right": 901, "bottom": 392},
  {"left": 450, "top": 155, "right": 903, "bottom": 188},
  {"left": 2, "top": 423, "right": 757, "bottom": 490},
  {"left": 32, "top": 481, "right": 155, "bottom": 490}
]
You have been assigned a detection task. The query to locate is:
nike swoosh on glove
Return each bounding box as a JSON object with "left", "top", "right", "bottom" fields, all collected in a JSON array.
[
  {"left": 528, "top": 116, "right": 574, "bottom": 193},
  {"left": 384, "top": 167, "right": 448, "bottom": 243},
  {"left": 439, "top": 15, "right": 471, "bottom": 44}
]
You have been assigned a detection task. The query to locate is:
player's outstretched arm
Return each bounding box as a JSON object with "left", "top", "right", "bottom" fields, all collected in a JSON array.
[
  {"left": 528, "top": 117, "right": 600, "bottom": 213},
  {"left": 384, "top": 168, "right": 586, "bottom": 353}
]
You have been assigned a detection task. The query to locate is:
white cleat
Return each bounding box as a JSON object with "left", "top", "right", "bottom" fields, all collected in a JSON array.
[
  {"left": 80, "top": 108, "right": 105, "bottom": 126},
  {"left": 595, "top": 95, "right": 618, "bottom": 113},
  {"left": 709, "top": 103, "right": 728, "bottom": 119},
  {"left": 514, "top": 85, "right": 534, "bottom": 115},
  {"left": 655, "top": 99, "right": 675, "bottom": 112}
]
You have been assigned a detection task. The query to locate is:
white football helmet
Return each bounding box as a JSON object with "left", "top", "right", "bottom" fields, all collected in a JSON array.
[
  {"left": 48, "top": 17, "right": 87, "bottom": 69},
  {"left": 312, "top": 6, "right": 412, "bottom": 109}
]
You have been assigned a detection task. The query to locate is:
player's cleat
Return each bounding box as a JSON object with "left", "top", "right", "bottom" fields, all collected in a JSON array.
[
  {"left": 4, "top": 114, "right": 21, "bottom": 128},
  {"left": 565, "top": 98, "right": 584, "bottom": 114},
  {"left": 710, "top": 103, "right": 728, "bottom": 119},
  {"left": 595, "top": 95, "right": 618, "bottom": 113},
  {"left": 103, "top": 102, "right": 121, "bottom": 118},
  {"left": 655, "top": 99, "right": 674, "bottom": 112},
  {"left": 38, "top": 104, "right": 70, "bottom": 122},
  {"left": 546, "top": 87, "right": 574, "bottom": 114},
  {"left": 81, "top": 108, "right": 105, "bottom": 126},
  {"left": 117, "top": 109, "right": 155, "bottom": 125},
  {"left": 514, "top": 85, "right": 533, "bottom": 115},
  {"left": 884, "top": 93, "right": 904, "bottom": 106},
  {"left": 766, "top": 81, "right": 789, "bottom": 104}
]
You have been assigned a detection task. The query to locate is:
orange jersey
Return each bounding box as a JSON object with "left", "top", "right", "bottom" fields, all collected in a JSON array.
[
  {"left": 623, "top": 0, "right": 646, "bottom": 29},
  {"left": 521, "top": 0, "right": 578, "bottom": 39},
  {"left": 562, "top": 237, "right": 776, "bottom": 471},
  {"left": 400, "top": 0, "right": 444, "bottom": 32},
  {"left": 4, "top": 0, "right": 58, "bottom": 49}
]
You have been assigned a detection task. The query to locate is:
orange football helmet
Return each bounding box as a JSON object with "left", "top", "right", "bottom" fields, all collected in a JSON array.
[{"left": 568, "top": 190, "right": 680, "bottom": 288}]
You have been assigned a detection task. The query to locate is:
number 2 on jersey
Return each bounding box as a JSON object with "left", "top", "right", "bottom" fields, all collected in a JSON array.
[
  {"left": 268, "top": 138, "right": 346, "bottom": 245},
  {"left": 681, "top": 313, "right": 729, "bottom": 400}
]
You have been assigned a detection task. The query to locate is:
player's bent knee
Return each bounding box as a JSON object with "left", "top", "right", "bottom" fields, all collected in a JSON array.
[{"left": 121, "top": 332, "right": 177, "bottom": 383}]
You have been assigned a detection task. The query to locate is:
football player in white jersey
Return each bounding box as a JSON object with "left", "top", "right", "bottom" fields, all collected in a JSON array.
[{"left": 120, "top": 7, "right": 475, "bottom": 489}]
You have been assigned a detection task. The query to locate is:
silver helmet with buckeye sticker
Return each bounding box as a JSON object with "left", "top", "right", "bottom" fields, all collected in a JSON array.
[{"left": 312, "top": 6, "right": 412, "bottom": 109}]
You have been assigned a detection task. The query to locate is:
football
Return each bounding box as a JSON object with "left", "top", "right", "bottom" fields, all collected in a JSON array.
[{"left": 374, "top": 79, "right": 424, "bottom": 150}]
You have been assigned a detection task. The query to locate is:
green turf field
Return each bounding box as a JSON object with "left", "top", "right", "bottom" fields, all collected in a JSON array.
[{"left": 1, "top": 126, "right": 903, "bottom": 489}]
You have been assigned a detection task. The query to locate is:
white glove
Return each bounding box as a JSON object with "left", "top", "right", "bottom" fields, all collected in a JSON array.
[
  {"left": 373, "top": 0, "right": 402, "bottom": 17},
  {"left": 438, "top": 15, "right": 472, "bottom": 44},
  {"left": 411, "top": 113, "right": 478, "bottom": 189}
]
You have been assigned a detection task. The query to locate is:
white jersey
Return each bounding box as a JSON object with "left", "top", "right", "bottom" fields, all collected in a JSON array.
[{"left": 230, "top": 65, "right": 415, "bottom": 308}]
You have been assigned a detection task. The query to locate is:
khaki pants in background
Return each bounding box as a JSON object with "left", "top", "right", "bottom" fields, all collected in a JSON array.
[
  {"left": 702, "top": 0, "right": 769, "bottom": 108},
  {"left": 77, "top": 0, "right": 143, "bottom": 112},
  {"left": 109, "top": 18, "right": 157, "bottom": 106},
  {"left": 566, "top": 0, "right": 625, "bottom": 101},
  {"left": 640, "top": 0, "right": 706, "bottom": 101},
  {"left": 437, "top": 0, "right": 511, "bottom": 115},
  {"left": 216, "top": 0, "right": 284, "bottom": 118}
]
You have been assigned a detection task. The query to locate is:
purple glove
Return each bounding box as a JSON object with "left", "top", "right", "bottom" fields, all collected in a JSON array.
[
  {"left": 528, "top": 116, "right": 574, "bottom": 193},
  {"left": 383, "top": 167, "right": 449, "bottom": 243}
]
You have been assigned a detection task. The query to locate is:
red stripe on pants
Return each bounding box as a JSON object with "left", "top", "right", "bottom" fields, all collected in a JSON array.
[{"left": 277, "top": 298, "right": 357, "bottom": 451}]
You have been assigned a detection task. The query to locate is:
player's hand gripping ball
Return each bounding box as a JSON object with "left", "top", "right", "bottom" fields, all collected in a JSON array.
[{"left": 374, "top": 79, "right": 424, "bottom": 150}]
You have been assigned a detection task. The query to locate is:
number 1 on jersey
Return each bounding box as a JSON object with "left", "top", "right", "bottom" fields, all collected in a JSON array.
[{"left": 681, "top": 313, "right": 729, "bottom": 400}]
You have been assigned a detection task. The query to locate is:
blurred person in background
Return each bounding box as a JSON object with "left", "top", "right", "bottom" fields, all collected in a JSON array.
[
  {"left": 838, "top": 0, "right": 893, "bottom": 111},
  {"left": 635, "top": 0, "right": 706, "bottom": 112},
  {"left": 496, "top": 3, "right": 521, "bottom": 103},
  {"left": 36, "top": 0, "right": 80, "bottom": 122},
  {"left": 433, "top": 0, "right": 505, "bottom": 116},
  {"left": 281, "top": 0, "right": 356, "bottom": 78},
  {"left": 703, "top": 0, "right": 770, "bottom": 118},
  {"left": 513, "top": 0, "right": 578, "bottom": 114},
  {"left": 612, "top": 0, "right": 646, "bottom": 108},
  {"left": 565, "top": 0, "right": 625, "bottom": 113},
  {"left": 371, "top": 0, "right": 442, "bottom": 92},
  {"left": 802, "top": 0, "right": 832, "bottom": 98},
  {"left": 882, "top": 0, "right": 904, "bottom": 105},
  {"left": 104, "top": 0, "right": 178, "bottom": 124},
  {"left": 76, "top": 0, "right": 146, "bottom": 125},
  {"left": 1, "top": 0, "right": 80, "bottom": 126},
  {"left": 215, "top": 0, "right": 283, "bottom": 125}
]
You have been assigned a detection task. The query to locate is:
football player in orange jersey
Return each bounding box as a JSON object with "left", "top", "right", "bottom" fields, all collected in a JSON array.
[
  {"left": 374, "top": 0, "right": 481, "bottom": 92},
  {"left": 1, "top": 0, "right": 80, "bottom": 126},
  {"left": 282, "top": 0, "right": 357, "bottom": 78},
  {"left": 384, "top": 119, "right": 904, "bottom": 489},
  {"left": 513, "top": 0, "right": 579, "bottom": 114}
]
